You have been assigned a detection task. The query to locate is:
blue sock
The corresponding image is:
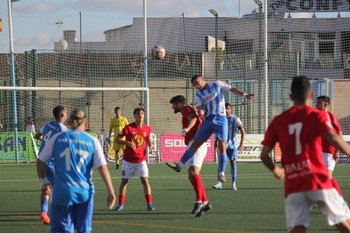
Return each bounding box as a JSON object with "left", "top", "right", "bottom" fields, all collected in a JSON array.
[
  {"left": 41, "top": 200, "right": 48, "bottom": 213},
  {"left": 230, "top": 161, "right": 237, "bottom": 182},
  {"left": 218, "top": 154, "right": 228, "bottom": 174},
  {"left": 180, "top": 149, "right": 195, "bottom": 165}
]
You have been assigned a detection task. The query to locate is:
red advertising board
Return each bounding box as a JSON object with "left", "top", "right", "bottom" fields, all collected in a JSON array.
[{"left": 160, "top": 133, "right": 215, "bottom": 162}]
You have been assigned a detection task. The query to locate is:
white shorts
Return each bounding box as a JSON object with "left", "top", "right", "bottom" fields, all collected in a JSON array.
[
  {"left": 121, "top": 160, "right": 149, "bottom": 179},
  {"left": 323, "top": 152, "right": 336, "bottom": 171},
  {"left": 184, "top": 140, "right": 207, "bottom": 169},
  {"left": 285, "top": 189, "right": 350, "bottom": 229}
]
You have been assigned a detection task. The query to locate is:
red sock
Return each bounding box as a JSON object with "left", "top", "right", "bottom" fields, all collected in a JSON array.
[
  {"left": 331, "top": 178, "right": 342, "bottom": 196},
  {"left": 119, "top": 195, "right": 126, "bottom": 205},
  {"left": 145, "top": 194, "right": 152, "bottom": 204},
  {"left": 192, "top": 174, "right": 208, "bottom": 203}
]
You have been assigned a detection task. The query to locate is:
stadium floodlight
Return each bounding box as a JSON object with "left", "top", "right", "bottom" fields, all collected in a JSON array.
[
  {"left": 209, "top": 9, "right": 218, "bottom": 17},
  {"left": 253, "top": 0, "right": 262, "bottom": 7},
  {"left": 209, "top": 9, "right": 219, "bottom": 77}
]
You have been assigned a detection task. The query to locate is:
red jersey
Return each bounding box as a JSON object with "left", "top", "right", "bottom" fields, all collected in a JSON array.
[
  {"left": 262, "top": 106, "right": 334, "bottom": 196},
  {"left": 181, "top": 105, "right": 202, "bottom": 145},
  {"left": 321, "top": 111, "right": 341, "bottom": 154},
  {"left": 118, "top": 122, "right": 151, "bottom": 163}
]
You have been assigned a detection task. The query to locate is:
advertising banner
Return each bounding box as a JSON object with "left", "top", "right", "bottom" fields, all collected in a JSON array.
[
  {"left": 160, "top": 133, "right": 215, "bottom": 162},
  {"left": 0, "top": 132, "right": 38, "bottom": 162},
  {"left": 268, "top": 0, "right": 350, "bottom": 13},
  {"left": 236, "top": 134, "right": 264, "bottom": 161}
]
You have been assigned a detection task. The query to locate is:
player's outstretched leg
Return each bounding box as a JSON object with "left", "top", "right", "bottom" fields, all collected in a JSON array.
[{"left": 165, "top": 162, "right": 181, "bottom": 172}]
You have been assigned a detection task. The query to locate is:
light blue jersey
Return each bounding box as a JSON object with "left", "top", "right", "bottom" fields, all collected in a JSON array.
[
  {"left": 38, "top": 121, "right": 67, "bottom": 178},
  {"left": 193, "top": 80, "right": 231, "bottom": 117},
  {"left": 38, "top": 129, "right": 107, "bottom": 206},
  {"left": 227, "top": 115, "right": 243, "bottom": 150},
  {"left": 180, "top": 80, "right": 231, "bottom": 165}
]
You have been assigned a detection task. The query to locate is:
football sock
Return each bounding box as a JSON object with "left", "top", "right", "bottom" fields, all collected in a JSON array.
[
  {"left": 193, "top": 174, "right": 207, "bottom": 202},
  {"left": 230, "top": 160, "right": 237, "bottom": 183},
  {"left": 118, "top": 195, "right": 126, "bottom": 205},
  {"left": 41, "top": 200, "right": 49, "bottom": 213},
  {"left": 218, "top": 154, "right": 228, "bottom": 174},
  {"left": 145, "top": 194, "right": 153, "bottom": 204},
  {"left": 180, "top": 149, "right": 195, "bottom": 165}
]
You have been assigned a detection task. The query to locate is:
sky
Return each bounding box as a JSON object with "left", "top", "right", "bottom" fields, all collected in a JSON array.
[{"left": 0, "top": 0, "right": 261, "bottom": 53}]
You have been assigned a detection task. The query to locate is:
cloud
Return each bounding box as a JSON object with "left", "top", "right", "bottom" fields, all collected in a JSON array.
[
  {"left": 13, "top": 2, "right": 57, "bottom": 15},
  {"left": 44, "top": 0, "right": 257, "bottom": 17},
  {"left": 15, "top": 33, "right": 54, "bottom": 49}
]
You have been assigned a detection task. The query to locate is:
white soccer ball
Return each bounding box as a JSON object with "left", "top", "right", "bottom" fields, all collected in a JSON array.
[{"left": 151, "top": 45, "right": 165, "bottom": 60}]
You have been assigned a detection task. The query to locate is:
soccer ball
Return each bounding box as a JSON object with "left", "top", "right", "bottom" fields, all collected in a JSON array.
[{"left": 151, "top": 45, "right": 165, "bottom": 60}]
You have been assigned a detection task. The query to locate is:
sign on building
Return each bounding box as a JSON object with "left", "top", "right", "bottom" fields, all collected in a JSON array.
[{"left": 268, "top": 0, "right": 350, "bottom": 13}]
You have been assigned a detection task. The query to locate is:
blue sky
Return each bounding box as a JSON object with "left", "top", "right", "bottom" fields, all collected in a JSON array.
[{"left": 0, "top": 0, "right": 259, "bottom": 53}]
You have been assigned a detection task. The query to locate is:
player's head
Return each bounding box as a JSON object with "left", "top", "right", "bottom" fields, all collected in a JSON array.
[
  {"left": 225, "top": 102, "right": 232, "bottom": 116},
  {"left": 316, "top": 95, "right": 331, "bottom": 111},
  {"left": 27, "top": 117, "right": 34, "bottom": 124},
  {"left": 290, "top": 75, "right": 313, "bottom": 105},
  {"left": 197, "top": 108, "right": 205, "bottom": 119},
  {"left": 170, "top": 95, "right": 186, "bottom": 113},
  {"left": 191, "top": 75, "right": 206, "bottom": 90},
  {"left": 114, "top": 107, "right": 122, "bottom": 117},
  {"left": 53, "top": 105, "right": 67, "bottom": 122},
  {"left": 68, "top": 108, "right": 87, "bottom": 129},
  {"left": 133, "top": 107, "right": 145, "bottom": 122}
]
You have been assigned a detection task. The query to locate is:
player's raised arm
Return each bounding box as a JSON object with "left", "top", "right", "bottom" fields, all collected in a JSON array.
[{"left": 229, "top": 87, "right": 255, "bottom": 99}]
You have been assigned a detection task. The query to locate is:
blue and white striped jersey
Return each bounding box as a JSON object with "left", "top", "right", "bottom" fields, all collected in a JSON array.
[
  {"left": 227, "top": 115, "right": 243, "bottom": 150},
  {"left": 38, "top": 129, "right": 107, "bottom": 206},
  {"left": 193, "top": 80, "right": 231, "bottom": 117}
]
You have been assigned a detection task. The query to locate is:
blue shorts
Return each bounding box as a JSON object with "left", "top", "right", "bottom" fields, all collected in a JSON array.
[
  {"left": 195, "top": 115, "right": 228, "bottom": 142},
  {"left": 50, "top": 198, "right": 94, "bottom": 233},
  {"left": 227, "top": 148, "right": 238, "bottom": 161},
  {"left": 46, "top": 161, "right": 55, "bottom": 185},
  {"left": 46, "top": 159, "right": 55, "bottom": 177}
]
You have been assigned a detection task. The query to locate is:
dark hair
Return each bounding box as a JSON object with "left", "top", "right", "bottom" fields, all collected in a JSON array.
[
  {"left": 225, "top": 102, "right": 232, "bottom": 108},
  {"left": 191, "top": 75, "right": 202, "bottom": 84},
  {"left": 53, "top": 105, "right": 66, "bottom": 120},
  {"left": 317, "top": 95, "right": 331, "bottom": 104},
  {"left": 170, "top": 95, "right": 186, "bottom": 104},
  {"left": 133, "top": 107, "right": 145, "bottom": 116},
  {"left": 291, "top": 75, "right": 311, "bottom": 102},
  {"left": 114, "top": 107, "right": 121, "bottom": 111}
]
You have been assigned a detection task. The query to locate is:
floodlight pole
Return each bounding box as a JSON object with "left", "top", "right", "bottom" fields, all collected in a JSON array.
[
  {"left": 253, "top": 0, "right": 263, "bottom": 133},
  {"left": 264, "top": 0, "right": 268, "bottom": 131},
  {"left": 143, "top": 0, "right": 149, "bottom": 126},
  {"left": 7, "top": 0, "right": 19, "bottom": 163},
  {"left": 209, "top": 9, "right": 218, "bottom": 78}
]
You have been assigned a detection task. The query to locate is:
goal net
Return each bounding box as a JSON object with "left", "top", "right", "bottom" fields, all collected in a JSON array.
[
  {"left": 0, "top": 86, "right": 151, "bottom": 163},
  {"left": 2, "top": 7, "right": 350, "bottom": 163}
]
